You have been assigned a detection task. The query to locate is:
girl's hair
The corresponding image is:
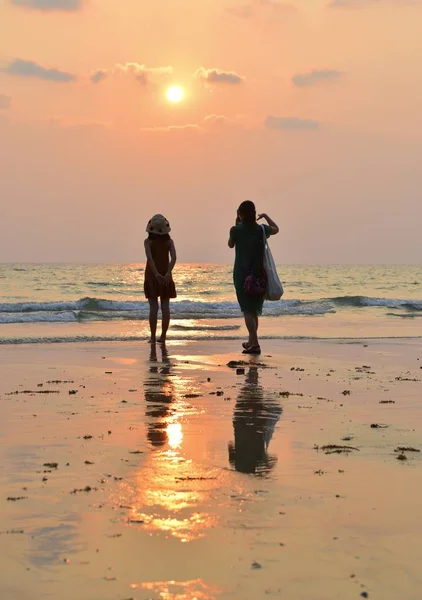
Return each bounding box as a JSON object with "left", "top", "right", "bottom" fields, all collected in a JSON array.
[
  {"left": 238, "top": 200, "right": 256, "bottom": 225},
  {"left": 148, "top": 233, "right": 171, "bottom": 241}
]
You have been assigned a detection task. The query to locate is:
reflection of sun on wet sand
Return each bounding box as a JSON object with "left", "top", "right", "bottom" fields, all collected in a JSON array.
[
  {"left": 117, "top": 344, "right": 219, "bottom": 542},
  {"left": 131, "top": 577, "right": 221, "bottom": 599}
]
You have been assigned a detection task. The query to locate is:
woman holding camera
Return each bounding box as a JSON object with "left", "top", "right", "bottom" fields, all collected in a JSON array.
[{"left": 228, "top": 201, "right": 279, "bottom": 354}]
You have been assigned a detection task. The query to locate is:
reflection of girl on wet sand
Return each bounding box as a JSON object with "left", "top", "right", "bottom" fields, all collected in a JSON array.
[
  {"left": 228, "top": 366, "right": 282, "bottom": 476},
  {"left": 144, "top": 344, "right": 174, "bottom": 448}
]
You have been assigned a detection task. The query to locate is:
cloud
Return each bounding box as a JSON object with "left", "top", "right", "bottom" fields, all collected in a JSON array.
[
  {"left": 1, "top": 59, "right": 76, "bottom": 82},
  {"left": 140, "top": 124, "right": 201, "bottom": 133},
  {"left": 329, "top": 0, "right": 375, "bottom": 6},
  {"left": 90, "top": 69, "right": 107, "bottom": 84},
  {"left": 195, "top": 67, "right": 245, "bottom": 85},
  {"left": 204, "top": 114, "right": 247, "bottom": 129},
  {"left": 227, "top": 0, "right": 296, "bottom": 18},
  {"left": 48, "top": 117, "right": 110, "bottom": 131},
  {"left": 292, "top": 69, "right": 343, "bottom": 87},
  {"left": 140, "top": 115, "right": 244, "bottom": 133},
  {"left": 117, "top": 63, "right": 173, "bottom": 84},
  {"left": 0, "top": 95, "right": 11, "bottom": 109},
  {"left": 204, "top": 114, "right": 231, "bottom": 127},
  {"left": 11, "top": 0, "right": 83, "bottom": 10},
  {"left": 90, "top": 63, "right": 173, "bottom": 85},
  {"left": 329, "top": 0, "right": 415, "bottom": 6},
  {"left": 264, "top": 116, "right": 320, "bottom": 131}
]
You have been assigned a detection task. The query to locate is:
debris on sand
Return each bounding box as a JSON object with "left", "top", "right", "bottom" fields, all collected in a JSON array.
[
  {"left": 128, "top": 519, "right": 144, "bottom": 524},
  {"left": 227, "top": 360, "right": 249, "bottom": 368},
  {"left": 70, "top": 486, "right": 97, "bottom": 494},
  {"left": 370, "top": 423, "right": 388, "bottom": 429},
  {"left": 175, "top": 476, "right": 217, "bottom": 481},
  {"left": 342, "top": 390, "right": 351, "bottom": 395},
  {"left": 379, "top": 400, "right": 395, "bottom": 404},
  {"left": 183, "top": 393, "right": 201, "bottom": 398},
  {"left": 7, "top": 496, "right": 27, "bottom": 501},
  {"left": 68, "top": 390, "right": 78, "bottom": 395},
  {"left": 227, "top": 360, "right": 268, "bottom": 368},
  {"left": 236, "top": 368, "right": 245, "bottom": 375},
  {"left": 395, "top": 376, "right": 419, "bottom": 382},
  {"left": 355, "top": 366, "right": 375, "bottom": 374},
  {"left": 314, "top": 444, "right": 359, "bottom": 454},
  {"left": 129, "top": 450, "right": 144, "bottom": 455},
  {"left": 6, "top": 389, "right": 59, "bottom": 395},
  {"left": 43, "top": 462, "right": 58, "bottom": 469},
  {"left": 251, "top": 561, "right": 262, "bottom": 569},
  {"left": 396, "top": 454, "right": 408, "bottom": 461},
  {"left": 82, "top": 435, "right": 93, "bottom": 440},
  {"left": 395, "top": 447, "right": 420, "bottom": 453},
  {"left": 0, "top": 529, "right": 24, "bottom": 535}
]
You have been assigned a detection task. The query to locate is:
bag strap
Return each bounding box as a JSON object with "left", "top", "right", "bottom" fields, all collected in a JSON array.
[{"left": 260, "top": 223, "right": 268, "bottom": 246}]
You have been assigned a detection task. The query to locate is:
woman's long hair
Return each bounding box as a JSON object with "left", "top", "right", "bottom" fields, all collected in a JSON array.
[{"left": 238, "top": 200, "right": 256, "bottom": 225}]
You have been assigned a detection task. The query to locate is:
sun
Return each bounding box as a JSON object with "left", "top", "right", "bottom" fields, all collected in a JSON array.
[{"left": 166, "top": 85, "right": 184, "bottom": 103}]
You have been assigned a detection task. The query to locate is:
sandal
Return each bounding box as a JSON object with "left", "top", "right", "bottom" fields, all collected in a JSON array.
[{"left": 242, "top": 345, "right": 261, "bottom": 355}]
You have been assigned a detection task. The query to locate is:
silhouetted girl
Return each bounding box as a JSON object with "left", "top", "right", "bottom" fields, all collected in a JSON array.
[{"left": 144, "top": 214, "right": 177, "bottom": 344}]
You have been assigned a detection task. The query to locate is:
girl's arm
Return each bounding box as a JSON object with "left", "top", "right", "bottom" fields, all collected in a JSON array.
[
  {"left": 164, "top": 240, "right": 177, "bottom": 282},
  {"left": 257, "top": 213, "right": 279, "bottom": 235},
  {"left": 144, "top": 239, "right": 165, "bottom": 283}
]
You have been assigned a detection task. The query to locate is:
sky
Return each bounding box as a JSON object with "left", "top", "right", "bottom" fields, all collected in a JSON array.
[{"left": 1, "top": 0, "right": 422, "bottom": 264}]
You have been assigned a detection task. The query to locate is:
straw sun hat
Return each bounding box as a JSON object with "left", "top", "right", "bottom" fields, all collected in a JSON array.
[{"left": 146, "top": 214, "right": 171, "bottom": 235}]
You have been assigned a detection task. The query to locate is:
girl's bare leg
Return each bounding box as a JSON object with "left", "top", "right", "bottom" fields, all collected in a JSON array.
[
  {"left": 159, "top": 298, "right": 170, "bottom": 343},
  {"left": 148, "top": 298, "right": 159, "bottom": 343}
]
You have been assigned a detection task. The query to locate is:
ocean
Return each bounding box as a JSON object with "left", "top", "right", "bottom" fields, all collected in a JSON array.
[{"left": 0, "top": 263, "right": 421, "bottom": 344}]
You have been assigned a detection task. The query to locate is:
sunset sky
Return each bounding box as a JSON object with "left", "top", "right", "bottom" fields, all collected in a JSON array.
[{"left": 1, "top": 0, "right": 421, "bottom": 263}]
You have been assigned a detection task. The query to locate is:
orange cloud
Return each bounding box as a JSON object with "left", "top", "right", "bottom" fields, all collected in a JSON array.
[
  {"left": 194, "top": 67, "right": 245, "bottom": 85},
  {"left": 90, "top": 63, "right": 173, "bottom": 85}
]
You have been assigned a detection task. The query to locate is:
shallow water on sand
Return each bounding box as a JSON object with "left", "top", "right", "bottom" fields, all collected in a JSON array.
[
  {"left": 1, "top": 263, "right": 422, "bottom": 344},
  {"left": 1, "top": 339, "right": 422, "bottom": 599}
]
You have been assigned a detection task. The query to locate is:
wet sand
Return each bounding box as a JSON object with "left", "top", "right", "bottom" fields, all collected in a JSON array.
[{"left": 1, "top": 338, "right": 421, "bottom": 600}]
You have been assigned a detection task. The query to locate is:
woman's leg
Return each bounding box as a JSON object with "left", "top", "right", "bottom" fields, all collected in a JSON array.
[
  {"left": 243, "top": 314, "right": 259, "bottom": 349},
  {"left": 159, "top": 298, "right": 170, "bottom": 343},
  {"left": 244, "top": 312, "right": 259, "bottom": 348},
  {"left": 148, "top": 298, "right": 159, "bottom": 343}
]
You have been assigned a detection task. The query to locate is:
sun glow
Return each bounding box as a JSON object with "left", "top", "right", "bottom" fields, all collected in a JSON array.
[{"left": 166, "top": 85, "right": 184, "bottom": 103}]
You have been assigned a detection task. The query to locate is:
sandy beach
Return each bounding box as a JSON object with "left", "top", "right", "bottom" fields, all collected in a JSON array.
[{"left": 1, "top": 338, "right": 421, "bottom": 600}]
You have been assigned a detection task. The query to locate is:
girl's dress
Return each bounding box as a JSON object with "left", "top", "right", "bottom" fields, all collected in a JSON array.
[
  {"left": 144, "top": 238, "right": 177, "bottom": 299},
  {"left": 229, "top": 223, "right": 272, "bottom": 315}
]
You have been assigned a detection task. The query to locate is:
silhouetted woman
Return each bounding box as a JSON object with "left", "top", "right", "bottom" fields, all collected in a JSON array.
[{"left": 228, "top": 201, "right": 279, "bottom": 354}]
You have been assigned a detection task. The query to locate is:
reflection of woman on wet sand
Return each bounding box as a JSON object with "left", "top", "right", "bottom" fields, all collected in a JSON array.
[
  {"left": 228, "top": 366, "right": 282, "bottom": 476},
  {"left": 144, "top": 344, "right": 174, "bottom": 447}
]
